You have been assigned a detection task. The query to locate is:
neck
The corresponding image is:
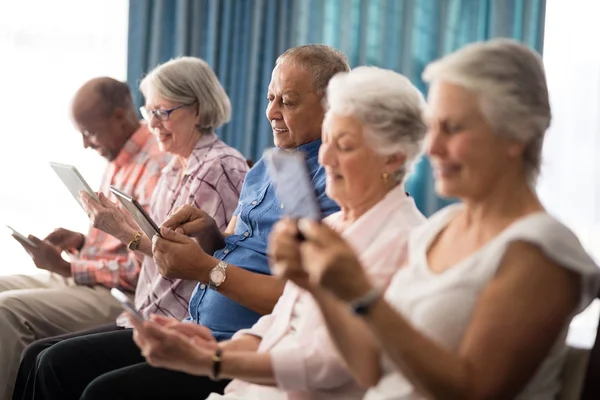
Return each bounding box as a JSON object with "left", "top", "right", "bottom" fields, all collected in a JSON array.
[
  {"left": 338, "top": 184, "right": 399, "bottom": 227},
  {"left": 461, "top": 172, "right": 542, "bottom": 228}
]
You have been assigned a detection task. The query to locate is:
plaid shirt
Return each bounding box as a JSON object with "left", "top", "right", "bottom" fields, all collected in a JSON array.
[
  {"left": 117, "top": 132, "right": 248, "bottom": 327},
  {"left": 71, "top": 122, "right": 170, "bottom": 292}
]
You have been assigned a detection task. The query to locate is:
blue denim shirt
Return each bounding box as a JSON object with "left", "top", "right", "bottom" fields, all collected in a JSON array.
[{"left": 187, "top": 139, "right": 339, "bottom": 341}]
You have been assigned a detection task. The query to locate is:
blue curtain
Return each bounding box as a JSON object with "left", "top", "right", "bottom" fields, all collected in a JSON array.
[{"left": 127, "top": 0, "right": 546, "bottom": 216}]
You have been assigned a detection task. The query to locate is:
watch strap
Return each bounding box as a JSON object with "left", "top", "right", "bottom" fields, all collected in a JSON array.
[
  {"left": 208, "top": 260, "right": 228, "bottom": 290},
  {"left": 349, "top": 288, "right": 381, "bottom": 316}
]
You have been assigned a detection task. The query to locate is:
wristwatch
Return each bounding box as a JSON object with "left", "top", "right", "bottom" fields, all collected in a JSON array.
[
  {"left": 208, "top": 260, "right": 229, "bottom": 290},
  {"left": 127, "top": 231, "right": 143, "bottom": 251}
]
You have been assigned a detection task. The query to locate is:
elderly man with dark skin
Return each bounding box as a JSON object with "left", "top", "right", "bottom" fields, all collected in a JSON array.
[{"left": 2, "top": 77, "right": 169, "bottom": 400}]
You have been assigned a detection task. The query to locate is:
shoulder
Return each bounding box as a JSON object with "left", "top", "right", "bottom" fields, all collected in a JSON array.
[{"left": 500, "top": 213, "right": 600, "bottom": 312}]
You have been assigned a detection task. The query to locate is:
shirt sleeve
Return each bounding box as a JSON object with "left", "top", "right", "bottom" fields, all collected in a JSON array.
[
  {"left": 269, "top": 319, "right": 352, "bottom": 391},
  {"left": 192, "top": 159, "right": 247, "bottom": 231},
  {"left": 71, "top": 250, "right": 143, "bottom": 292},
  {"left": 231, "top": 282, "right": 291, "bottom": 340}
]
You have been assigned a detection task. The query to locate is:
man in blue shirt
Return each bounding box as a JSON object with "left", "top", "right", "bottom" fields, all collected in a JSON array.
[{"left": 32, "top": 44, "right": 351, "bottom": 400}]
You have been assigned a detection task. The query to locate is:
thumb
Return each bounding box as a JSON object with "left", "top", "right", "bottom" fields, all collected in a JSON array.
[{"left": 160, "top": 226, "right": 191, "bottom": 244}]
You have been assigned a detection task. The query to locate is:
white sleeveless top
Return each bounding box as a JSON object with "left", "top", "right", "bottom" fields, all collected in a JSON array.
[{"left": 365, "top": 204, "right": 600, "bottom": 400}]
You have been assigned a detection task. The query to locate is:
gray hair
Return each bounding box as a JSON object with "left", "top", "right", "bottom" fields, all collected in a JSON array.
[
  {"left": 324, "top": 66, "right": 427, "bottom": 185},
  {"left": 422, "top": 38, "right": 551, "bottom": 185},
  {"left": 140, "top": 56, "right": 231, "bottom": 134},
  {"left": 276, "top": 44, "right": 350, "bottom": 95}
]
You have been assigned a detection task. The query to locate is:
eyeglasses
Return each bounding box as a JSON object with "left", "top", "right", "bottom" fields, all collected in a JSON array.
[{"left": 140, "top": 102, "right": 196, "bottom": 122}]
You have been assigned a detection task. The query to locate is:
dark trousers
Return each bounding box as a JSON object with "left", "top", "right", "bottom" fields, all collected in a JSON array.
[
  {"left": 13, "top": 323, "right": 119, "bottom": 400},
  {"left": 16, "top": 327, "right": 229, "bottom": 400}
]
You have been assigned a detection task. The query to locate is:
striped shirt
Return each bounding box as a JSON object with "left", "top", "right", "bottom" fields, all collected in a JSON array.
[
  {"left": 117, "top": 132, "right": 248, "bottom": 327},
  {"left": 71, "top": 122, "right": 170, "bottom": 292}
]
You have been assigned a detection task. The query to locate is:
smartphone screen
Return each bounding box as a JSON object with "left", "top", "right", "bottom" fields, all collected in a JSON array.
[
  {"left": 110, "top": 288, "right": 145, "bottom": 323},
  {"left": 265, "top": 149, "right": 321, "bottom": 221}
]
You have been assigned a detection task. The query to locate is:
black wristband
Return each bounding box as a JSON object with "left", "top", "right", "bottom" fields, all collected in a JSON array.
[
  {"left": 349, "top": 288, "right": 381, "bottom": 316},
  {"left": 210, "top": 347, "right": 223, "bottom": 381}
]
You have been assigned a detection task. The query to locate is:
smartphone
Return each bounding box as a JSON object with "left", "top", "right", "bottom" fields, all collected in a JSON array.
[
  {"left": 110, "top": 288, "right": 145, "bottom": 323},
  {"left": 6, "top": 225, "right": 37, "bottom": 248},
  {"left": 109, "top": 186, "right": 162, "bottom": 240},
  {"left": 264, "top": 149, "right": 322, "bottom": 221}
]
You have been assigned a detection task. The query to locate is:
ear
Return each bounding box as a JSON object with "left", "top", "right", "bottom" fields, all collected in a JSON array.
[
  {"left": 112, "top": 107, "right": 125, "bottom": 121},
  {"left": 506, "top": 138, "right": 526, "bottom": 159},
  {"left": 384, "top": 152, "right": 407, "bottom": 176}
]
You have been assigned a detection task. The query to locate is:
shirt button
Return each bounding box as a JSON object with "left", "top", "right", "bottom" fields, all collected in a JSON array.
[
  {"left": 223, "top": 249, "right": 230, "bottom": 254},
  {"left": 200, "top": 284, "right": 206, "bottom": 290},
  {"left": 280, "top": 204, "right": 284, "bottom": 209},
  {"left": 243, "top": 231, "right": 250, "bottom": 237},
  {"left": 251, "top": 201, "right": 257, "bottom": 205}
]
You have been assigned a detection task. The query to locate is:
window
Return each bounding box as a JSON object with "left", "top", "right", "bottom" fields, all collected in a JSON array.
[
  {"left": 0, "top": 0, "right": 128, "bottom": 275},
  {"left": 541, "top": 0, "right": 600, "bottom": 348}
]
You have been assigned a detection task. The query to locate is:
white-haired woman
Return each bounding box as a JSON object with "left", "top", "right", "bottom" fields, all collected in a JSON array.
[
  {"left": 24, "top": 56, "right": 249, "bottom": 400},
  {"left": 129, "top": 66, "right": 428, "bottom": 399},
  {"left": 278, "top": 39, "right": 600, "bottom": 399}
]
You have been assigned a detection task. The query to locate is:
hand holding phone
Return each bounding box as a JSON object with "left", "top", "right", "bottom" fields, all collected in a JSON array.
[{"left": 111, "top": 288, "right": 145, "bottom": 323}]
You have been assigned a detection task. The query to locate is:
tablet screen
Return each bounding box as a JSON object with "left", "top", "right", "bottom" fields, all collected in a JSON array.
[
  {"left": 109, "top": 187, "right": 161, "bottom": 240},
  {"left": 264, "top": 149, "right": 321, "bottom": 221},
  {"left": 49, "top": 162, "right": 99, "bottom": 211}
]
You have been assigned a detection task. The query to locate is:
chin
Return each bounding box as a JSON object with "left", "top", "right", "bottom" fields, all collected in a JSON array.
[{"left": 434, "top": 181, "right": 462, "bottom": 199}]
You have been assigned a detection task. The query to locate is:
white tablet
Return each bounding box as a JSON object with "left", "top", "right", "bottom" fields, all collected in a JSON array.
[
  {"left": 6, "top": 225, "right": 37, "bottom": 248},
  {"left": 49, "top": 162, "right": 99, "bottom": 211}
]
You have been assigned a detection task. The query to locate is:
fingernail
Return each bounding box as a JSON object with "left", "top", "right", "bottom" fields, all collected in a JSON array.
[{"left": 298, "top": 219, "right": 311, "bottom": 232}]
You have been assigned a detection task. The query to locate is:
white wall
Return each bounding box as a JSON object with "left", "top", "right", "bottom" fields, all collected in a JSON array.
[
  {"left": 0, "top": 0, "right": 128, "bottom": 275},
  {"left": 541, "top": 0, "right": 600, "bottom": 348}
]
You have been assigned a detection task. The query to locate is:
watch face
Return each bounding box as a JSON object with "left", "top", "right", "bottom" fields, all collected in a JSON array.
[{"left": 210, "top": 269, "right": 225, "bottom": 284}]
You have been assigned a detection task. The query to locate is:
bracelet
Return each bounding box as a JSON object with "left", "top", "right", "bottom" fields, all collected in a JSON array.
[
  {"left": 209, "top": 347, "right": 223, "bottom": 381},
  {"left": 127, "top": 231, "right": 143, "bottom": 251},
  {"left": 349, "top": 288, "right": 382, "bottom": 316}
]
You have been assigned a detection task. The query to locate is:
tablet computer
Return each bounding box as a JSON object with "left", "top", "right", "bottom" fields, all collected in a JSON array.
[
  {"left": 264, "top": 149, "right": 321, "bottom": 221},
  {"left": 109, "top": 186, "right": 162, "bottom": 240},
  {"left": 49, "top": 162, "right": 99, "bottom": 211},
  {"left": 6, "top": 225, "right": 37, "bottom": 248}
]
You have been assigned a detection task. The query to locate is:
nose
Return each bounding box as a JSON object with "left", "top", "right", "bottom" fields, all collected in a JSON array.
[
  {"left": 148, "top": 113, "right": 163, "bottom": 130},
  {"left": 425, "top": 127, "right": 445, "bottom": 158},
  {"left": 82, "top": 135, "right": 91, "bottom": 149},
  {"left": 318, "top": 141, "right": 335, "bottom": 167},
  {"left": 266, "top": 100, "right": 281, "bottom": 122}
]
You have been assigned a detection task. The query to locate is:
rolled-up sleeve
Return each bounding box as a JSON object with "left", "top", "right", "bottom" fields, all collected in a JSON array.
[{"left": 270, "top": 324, "right": 351, "bottom": 391}]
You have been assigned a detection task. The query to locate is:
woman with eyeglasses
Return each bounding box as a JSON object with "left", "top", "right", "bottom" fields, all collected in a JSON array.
[{"left": 15, "top": 56, "right": 249, "bottom": 399}]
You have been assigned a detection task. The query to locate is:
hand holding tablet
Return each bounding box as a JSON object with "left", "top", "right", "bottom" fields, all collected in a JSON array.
[
  {"left": 6, "top": 225, "right": 37, "bottom": 248},
  {"left": 110, "top": 186, "right": 162, "bottom": 240}
]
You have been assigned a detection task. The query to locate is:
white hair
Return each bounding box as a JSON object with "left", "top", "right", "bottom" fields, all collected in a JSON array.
[
  {"left": 140, "top": 56, "right": 231, "bottom": 134},
  {"left": 324, "top": 66, "right": 427, "bottom": 184},
  {"left": 422, "top": 38, "right": 551, "bottom": 185}
]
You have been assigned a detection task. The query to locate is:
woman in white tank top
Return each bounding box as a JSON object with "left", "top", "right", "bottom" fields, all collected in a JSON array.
[{"left": 282, "top": 39, "right": 600, "bottom": 399}]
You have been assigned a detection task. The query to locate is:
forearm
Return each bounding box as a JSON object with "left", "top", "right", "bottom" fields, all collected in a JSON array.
[
  {"left": 118, "top": 226, "right": 153, "bottom": 257},
  {"left": 219, "top": 351, "right": 276, "bottom": 386},
  {"left": 219, "top": 334, "right": 261, "bottom": 352},
  {"left": 312, "top": 289, "right": 383, "bottom": 388},
  {"left": 363, "top": 297, "right": 473, "bottom": 399},
  {"left": 218, "top": 264, "right": 285, "bottom": 315}
]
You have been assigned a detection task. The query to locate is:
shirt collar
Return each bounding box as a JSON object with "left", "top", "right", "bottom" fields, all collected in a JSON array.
[
  {"left": 294, "top": 138, "right": 322, "bottom": 159},
  {"left": 329, "top": 185, "right": 415, "bottom": 254},
  {"left": 112, "top": 121, "right": 151, "bottom": 168},
  {"left": 163, "top": 132, "right": 219, "bottom": 176}
]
